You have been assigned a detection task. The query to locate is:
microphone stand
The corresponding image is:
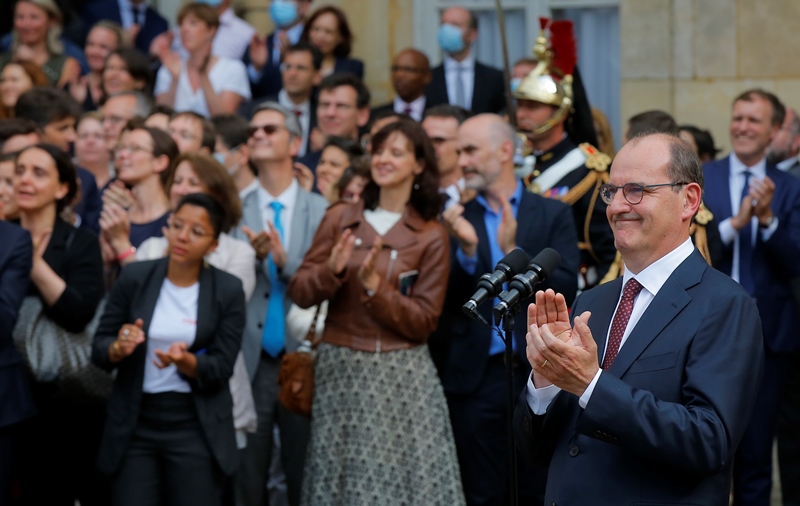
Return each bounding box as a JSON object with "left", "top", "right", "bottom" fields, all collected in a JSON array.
[{"left": 495, "top": 299, "right": 520, "bottom": 506}]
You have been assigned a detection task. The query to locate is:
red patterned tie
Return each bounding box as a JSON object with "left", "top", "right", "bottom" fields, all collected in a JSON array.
[{"left": 601, "top": 278, "right": 644, "bottom": 370}]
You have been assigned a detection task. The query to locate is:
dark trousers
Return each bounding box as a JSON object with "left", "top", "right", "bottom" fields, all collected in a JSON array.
[
  {"left": 235, "top": 353, "right": 310, "bottom": 506},
  {"left": 17, "top": 386, "right": 110, "bottom": 506},
  {"left": 778, "top": 349, "right": 800, "bottom": 505},
  {"left": 733, "top": 350, "right": 791, "bottom": 506},
  {"left": 112, "top": 392, "right": 225, "bottom": 506},
  {"left": 446, "top": 357, "right": 546, "bottom": 506},
  {"left": 0, "top": 423, "right": 20, "bottom": 506}
]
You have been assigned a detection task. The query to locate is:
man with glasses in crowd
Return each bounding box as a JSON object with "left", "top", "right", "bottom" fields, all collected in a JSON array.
[
  {"left": 372, "top": 48, "right": 431, "bottom": 122},
  {"left": 516, "top": 131, "right": 764, "bottom": 505},
  {"left": 232, "top": 102, "right": 327, "bottom": 506}
]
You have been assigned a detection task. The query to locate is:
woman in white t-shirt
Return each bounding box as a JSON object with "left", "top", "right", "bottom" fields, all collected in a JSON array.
[
  {"left": 93, "top": 193, "right": 245, "bottom": 506},
  {"left": 154, "top": 3, "right": 250, "bottom": 118}
]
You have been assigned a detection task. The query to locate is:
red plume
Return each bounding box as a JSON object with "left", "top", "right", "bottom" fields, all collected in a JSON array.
[
  {"left": 539, "top": 17, "right": 550, "bottom": 31},
  {"left": 550, "top": 20, "right": 577, "bottom": 76}
]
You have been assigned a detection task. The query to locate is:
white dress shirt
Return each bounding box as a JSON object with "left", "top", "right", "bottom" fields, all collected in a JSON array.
[
  {"left": 717, "top": 154, "right": 778, "bottom": 284},
  {"left": 257, "top": 177, "right": 299, "bottom": 249},
  {"left": 526, "top": 237, "right": 696, "bottom": 414},
  {"left": 393, "top": 95, "right": 426, "bottom": 122},
  {"left": 278, "top": 89, "right": 310, "bottom": 156},
  {"left": 440, "top": 177, "right": 465, "bottom": 210},
  {"left": 443, "top": 51, "right": 475, "bottom": 110}
]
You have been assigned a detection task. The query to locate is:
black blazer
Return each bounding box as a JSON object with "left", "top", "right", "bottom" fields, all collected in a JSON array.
[
  {"left": 333, "top": 56, "right": 364, "bottom": 78},
  {"left": 34, "top": 218, "right": 104, "bottom": 334},
  {"left": 436, "top": 188, "right": 580, "bottom": 394},
  {"left": 0, "top": 222, "right": 36, "bottom": 428},
  {"left": 424, "top": 61, "right": 506, "bottom": 115},
  {"left": 92, "top": 258, "right": 245, "bottom": 476},
  {"left": 80, "top": 0, "right": 169, "bottom": 54}
]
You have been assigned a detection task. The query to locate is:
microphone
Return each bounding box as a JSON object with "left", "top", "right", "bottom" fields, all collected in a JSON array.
[
  {"left": 493, "top": 248, "right": 561, "bottom": 319},
  {"left": 462, "top": 249, "right": 529, "bottom": 324}
]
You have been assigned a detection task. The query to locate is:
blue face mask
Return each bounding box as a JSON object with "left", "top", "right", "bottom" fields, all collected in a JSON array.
[
  {"left": 270, "top": 1, "right": 299, "bottom": 29},
  {"left": 197, "top": 0, "right": 223, "bottom": 6},
  {"left": 437, "top": 24, "right": 465, "bottom": 54},
  {"left": 510, "top": 77, "right": 522, "bottom": 93},
  {"left": 213, "top": 152, "right": 226, "bottom": 165}
]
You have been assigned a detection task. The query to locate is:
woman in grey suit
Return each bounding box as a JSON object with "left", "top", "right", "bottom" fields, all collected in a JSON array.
[{"left": 92, "top": 193, "right": 245, "bottom": 506}]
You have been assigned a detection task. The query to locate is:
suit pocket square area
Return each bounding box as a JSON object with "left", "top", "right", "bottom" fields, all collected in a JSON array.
[{"left": 627, "top": 351, "right": 679, "bottom": 374}]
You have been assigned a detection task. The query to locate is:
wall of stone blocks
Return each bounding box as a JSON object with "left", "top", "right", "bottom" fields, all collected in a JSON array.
[{"left": 621, "top": 0, "right": 800, "bottom": 155}]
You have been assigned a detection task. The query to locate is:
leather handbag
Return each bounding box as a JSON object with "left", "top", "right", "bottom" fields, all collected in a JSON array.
[
  {"left": 277, "top": 305, "right": 324, "bottom": 416},
  {"left": 13, "top": 296, "right": 112, "bottom": 403}
]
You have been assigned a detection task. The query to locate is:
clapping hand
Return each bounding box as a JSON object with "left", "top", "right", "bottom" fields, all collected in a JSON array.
[
  {"left": 328, "top": 228, "right": 355, "bottom": 275},
  {"left": 110, "top": 318, "right": 145, "bottom": 362},
  {"left": 358, "top": 236, "right": 382, "bottom": 292},
  {"left": 526, "top": 289, "right": 597, "bottom": 395},
  {"left": 249, "top": 34, "right": 269, "bottom": 72},
  {"left": 442, "top": 204, "right": 478, "bottom": 257},
  {"left": 242, "top": 225, "right": 272, "bottom": 262},
  {"left": 154, "top": 341, "right": 197, "bottom": 377}
]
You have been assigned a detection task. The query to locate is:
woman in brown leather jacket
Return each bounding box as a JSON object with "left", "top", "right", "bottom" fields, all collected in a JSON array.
[{"left": 287, "top": 119, "right": 465, "bottom": 505}]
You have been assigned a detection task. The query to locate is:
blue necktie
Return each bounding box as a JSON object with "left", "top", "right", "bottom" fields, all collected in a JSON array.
[
  {"left": 738, "top": 171, "right": 755, "bottom": 294},
  {"left": 262, "top": 201, "right": 286, "bottom": 357}
]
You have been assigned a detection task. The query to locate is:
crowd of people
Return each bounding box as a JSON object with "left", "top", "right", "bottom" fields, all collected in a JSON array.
[{"left": 1, "top": 0, "right": 800, "bottom": 505}]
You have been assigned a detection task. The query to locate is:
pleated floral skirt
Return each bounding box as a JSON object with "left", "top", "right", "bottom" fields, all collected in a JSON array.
[{"left": 301, "top": 343, "right": 466, "bottom": 506}]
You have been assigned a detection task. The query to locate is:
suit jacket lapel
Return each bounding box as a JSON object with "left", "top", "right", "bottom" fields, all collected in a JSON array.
[
  {"left": 704, "top": 158, "right": 733, "bottom": 222},
  {"left": 464, "top": 201, "right": 493, "bottom": 275},
  {"left": 138, "top": 258, "right": 169, "bottom": 336},
  {"left": 471, "top": 63, "right": 484, "bottom": 111},
  {"left": 288, "top": 189, "right": 309, "bottom": 260},
  {"left": 608, "top": 251, "right": 705, "bottom": 377},
  {"left": 242, "top": 191, "right": 263, "bottom": 233},
  {"left": 191, "top": 264, "right": 215, "bottom": 352}
]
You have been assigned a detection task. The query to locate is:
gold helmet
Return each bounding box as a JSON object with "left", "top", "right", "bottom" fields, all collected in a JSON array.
[{"left": 514, "top": 19, "right": 576, "bottom": 136}]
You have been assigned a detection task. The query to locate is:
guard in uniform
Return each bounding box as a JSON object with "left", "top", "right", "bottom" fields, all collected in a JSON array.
[{"left": 513, "top": 19, "right": 616, "bottom": 289}]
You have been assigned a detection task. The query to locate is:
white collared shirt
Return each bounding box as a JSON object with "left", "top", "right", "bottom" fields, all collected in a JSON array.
[
  {"left": 527, "top": 238, "right": 696, "bottom": 414},
  {"left": 440, "top": 177, "right": 465, "bottom": 210},
  {"left": 170, "top": 8, "right": 256, "bottom": 60},
  {"left": 256, "top": 177, "right": 299, "bottom": 249},
  {"left": 718, "top": 153, "right": 778, "bottom": 284},
  {"left": 777, "top": 155, "right": 800, "bottom": 172},
  {"left": 154, "top": 58, "right": 251, "bottom": 117},
  {"left": 278, "top": 89, "right": 310, "bottom": 156},
  {"left": 392, "top": 95, "right": 426, "bottom": 122},
  {"left": 443, "top": 52, "right": 475, "bottom": 110}
]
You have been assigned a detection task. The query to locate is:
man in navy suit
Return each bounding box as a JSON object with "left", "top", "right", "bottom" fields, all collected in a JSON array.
[
  {"left": 80, "top": 0, "right": 168, "bottom": 54},
  {"left": 0, "top": 221, "right": 36, "bottom": 505},
  {"left": 702, "top": 89, "right": 800, "bottom": 505},
  {"left": 438, "top": 113, "right": 579, "bottom": 505},
  {"left": 516, "top": 132, "right": 764, "bottom": 505},
  {"left": 424, "top": 7, "right": 505, "bottom": 115}
]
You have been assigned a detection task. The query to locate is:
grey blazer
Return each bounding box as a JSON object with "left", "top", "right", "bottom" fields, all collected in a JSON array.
[{"left": 231, "top": 186, "right": 328, "bottom": 378}]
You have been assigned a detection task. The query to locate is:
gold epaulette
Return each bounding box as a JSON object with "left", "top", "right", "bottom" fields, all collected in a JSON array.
[
  {"left": 694, "top": 202, "right": 713, "bottom": 225},
  {"left": 578, "top": 143, "right": 611, "bottom": 173}
]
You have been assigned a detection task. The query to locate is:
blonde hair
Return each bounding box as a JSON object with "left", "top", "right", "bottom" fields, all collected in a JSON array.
[
  {"left": 12, "top": 0, "right": 65, "bottom": 55},
  {"left": 89, "top": 20, "right": 124, "bottom": 50}
]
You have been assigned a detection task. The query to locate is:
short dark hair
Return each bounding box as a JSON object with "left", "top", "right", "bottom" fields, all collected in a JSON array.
[
  {"left": 423, "top": 104, "right": 471, "bottom": 125},
  {"left": 210, "top": 114, "right": 250, "bottom": 150},
  {"left": 171, "top": 111, "right": 216, "bottom": 152},
  {"left": 364, "top": 119, "right": 443, "bottom": 220},
  {"left": 467, "top": 10, "right": 478, "bottom": 30},
  {"left": 0, "top": 118, "right": 39, "bottom": 151},
  {"left": 103, "top": 47, "right": 153, "bottom": 97},
  {"left": 14, "top": 87, "right": 81, "bottom": 128},
  {"left": 301, "top": 6, "right": 353, "bottom": 58},
  {"left": 335, "top": 154, "right": 370, "bottom": 198},
  {"left": 368, "top": 109, "right": 405, "bottom": 130},
  {"left": 177, "top": 2, "right": 220, "bottom": 29},
  {"left": 150, "top": 104, "right": 175, "bottom": 118},
  {"left": 323, "top": 136, "right": 364, "bottom": 161},
  {"left": 733, "top": 88, "right": 785, "bottom": 127},
  {"left": 319, "top": 73, "right": 370, "bottom": 109},
  {"left": 627, "top": 110, "right": 679, "bottom": 139},
  {"left": 129, "top": 126, "right": 180, "bottom": 190},
  {"left": 16, "top": 143, "right": 78, "bottom": 213},
  {"left": 167, "top": 152, "right": 242, "bottom": 232},
  {"left": 174, "top": 193, "right": 226, "bottom": 239},
  {"left": 284, "top": 41, "right": 323, "bottom": 71},
  {"left": 679, "top": 125, "right": 721, "bottom": 160}
]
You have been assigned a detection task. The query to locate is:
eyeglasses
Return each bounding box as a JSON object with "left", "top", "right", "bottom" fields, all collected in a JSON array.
[
  {"left": 170, "top": 129, "right": 198, "bottom": 141},
  {"left": 114, "top": 144, "right": 152, "bottom": 156},
  {"left": 167, "top": 219, "right": 212, "bottom": 240},
  {"left": 599, "top": 182, "right": 689, "bottom": 205},
  {"left": 247, "top": 124, "right": 288, "bottom": 138}
]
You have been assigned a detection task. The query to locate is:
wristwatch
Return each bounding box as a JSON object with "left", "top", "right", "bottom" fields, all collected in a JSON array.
[{"left": 758, "top": 215, "right": 775, "bottom": 229}]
